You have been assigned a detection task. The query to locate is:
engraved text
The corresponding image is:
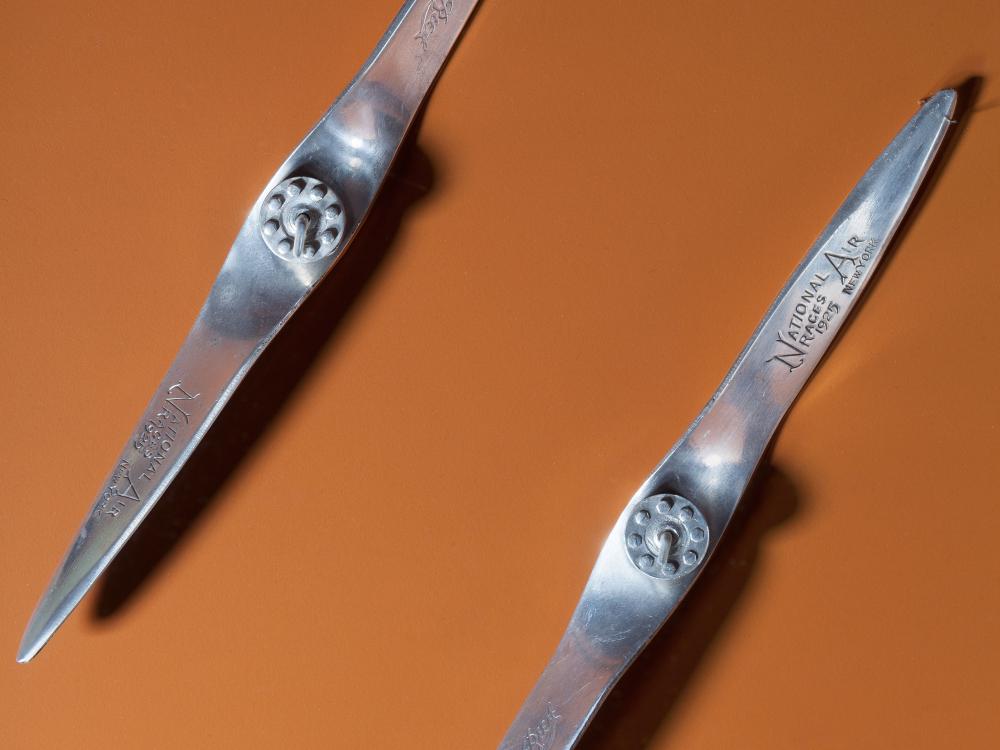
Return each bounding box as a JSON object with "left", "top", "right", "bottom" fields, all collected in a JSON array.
[
  {"left": 415, "top": 0, "right": 454, "bottom": 50},
  {"left": 96, "top": 459, "right": 141, "bottom": 518},
  {"left": 824, "top": 235, "right": 878, "bottom": 295},
  {"left": 767, "top": 272, "right": 841, "bottom": 372},
  {"left": 522, "top": 703, "right": 561, "bottom": 750},
  {"left": 133, "top": 383, "right": 200, "bottom": 482}
]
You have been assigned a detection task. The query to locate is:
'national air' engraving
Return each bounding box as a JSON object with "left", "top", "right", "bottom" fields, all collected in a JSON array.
[
  {"left": 767, "top": 272, "right": 840, "bottom": 372},
  {"left": 134, "top": 383, "right": 200, "bottom": 481},
  {"left": 95, "top": 459, "right": 141, "bottom": 518},
  {"left": 95, "top": 382, "right": 201, "bottom": 519},
  {"left": 825, "top": 235, "right": 878, "bottom": 295}
]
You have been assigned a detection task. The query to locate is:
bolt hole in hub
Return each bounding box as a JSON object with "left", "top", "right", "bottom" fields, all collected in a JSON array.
[
  {"left": 625, "top": 494, "right": 709, "bottom": 579},
  {"left": 259, "top": 176, "right": 346, "bottom": 262}
]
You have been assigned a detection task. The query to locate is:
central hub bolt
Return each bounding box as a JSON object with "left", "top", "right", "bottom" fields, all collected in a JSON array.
[
  {"left": 624, "top": 494, "right": 709, "bottom": 579},
  {"left": 259, "top": 176, "right": 346, "bottom": 262}
]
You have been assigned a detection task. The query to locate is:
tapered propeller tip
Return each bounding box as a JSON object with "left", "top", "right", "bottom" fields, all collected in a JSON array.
[
  {"left": 928, "top": 88, "right": 958, "bottom": 117},
  {"left": 16, "top": 604, "right": 64, "bottom": 663},
  {"left": 16, "top": 638, "right": 41, "bottom": 663}
]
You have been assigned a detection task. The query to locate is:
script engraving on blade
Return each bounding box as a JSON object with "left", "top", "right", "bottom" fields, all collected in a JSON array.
[
  {"left": 767, "top": 271, "right": 841, "bottom": 372},
  {"left": 415, "top": 0, "right": 454, "bottom": 50},
  {"left": 521, "top": 703, "right": 561, "bottom": 750},
  {"left": 824, "top": 235, "right": 878, "bottom": 295},
  {"left": 98, "top": 383, "right": 200, "bottom": 519},
  {"left": 133, "top": 383, "right": 200, "bottom": 482},
  {"left": 95, "top": 459, "right": 142, "bottom": 518}
]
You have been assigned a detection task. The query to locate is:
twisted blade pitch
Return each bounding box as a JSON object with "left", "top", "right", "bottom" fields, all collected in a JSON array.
[
  {"left": 18, "top": 0, "right": 482, "bottom": 663},
  {"left": 497, "top": 90, "right": 958, "bottom": 750},
  {"left": 16, "top": 269, "right": 295, "bottom": 664}
]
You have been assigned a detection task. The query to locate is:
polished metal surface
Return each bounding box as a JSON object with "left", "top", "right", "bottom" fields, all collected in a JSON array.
[
  {"left": 17, "top": 0, "right": 480, "bottom": 663},
  {"left": 498, "top": 90, "right": 957, "bottom": 750}
]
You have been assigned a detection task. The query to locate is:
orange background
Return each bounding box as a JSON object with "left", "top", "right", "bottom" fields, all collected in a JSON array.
[{"left": 1, "top": 1, "right": 998, "bottom": 748}]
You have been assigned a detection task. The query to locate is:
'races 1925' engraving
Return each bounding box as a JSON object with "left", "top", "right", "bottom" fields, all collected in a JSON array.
[
  {"left": 95, "top": 382, "right": 200, "bottom": 519},
  {"left": 767, "top": 233, "right": 879, "bottom": 372},
  {"left": 768, "top": 272, "right": 840, "bottom": 372}
]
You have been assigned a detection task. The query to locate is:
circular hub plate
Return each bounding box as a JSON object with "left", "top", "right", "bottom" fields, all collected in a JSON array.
[
  {"left": 625, "top": 494, "right": 709, "bottom": 579},
  {"left": 259, "top": 176, "right": 346, "bottom": 262}
]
